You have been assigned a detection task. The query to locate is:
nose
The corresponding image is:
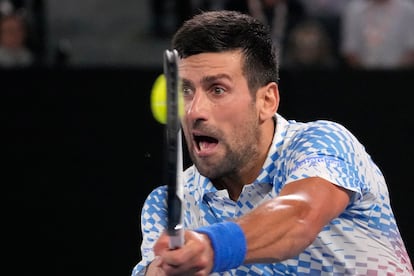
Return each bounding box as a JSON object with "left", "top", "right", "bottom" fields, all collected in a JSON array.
[{"left": 185, "top": 89, "right": 208, "bottom": 123}]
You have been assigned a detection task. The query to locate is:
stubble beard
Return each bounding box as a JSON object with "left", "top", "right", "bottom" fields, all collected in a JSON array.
[{"left": 192, "top": 117, "right": 261, "bottom": 182}]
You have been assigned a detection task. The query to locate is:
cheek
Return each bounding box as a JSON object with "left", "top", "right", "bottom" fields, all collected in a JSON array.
[{"left": 221, "top": 103, "right": 256, "bottom": 128}]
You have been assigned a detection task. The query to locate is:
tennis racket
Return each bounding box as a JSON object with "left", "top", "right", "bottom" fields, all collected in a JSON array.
[{"left": 163, "top": 49, "right": 184, "bottom": 249}]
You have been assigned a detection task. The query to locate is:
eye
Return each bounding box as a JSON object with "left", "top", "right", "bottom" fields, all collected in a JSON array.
[
  {"left": 182, "top": 86, "right": 194, "bottom": 97},
  {"left": 212, "top": 86, "right": 225, "bottom": 95}
]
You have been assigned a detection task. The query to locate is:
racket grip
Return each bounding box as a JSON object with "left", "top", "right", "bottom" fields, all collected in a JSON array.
[{"left": 169, "top": 226, "right": 184, "bottom": 249}]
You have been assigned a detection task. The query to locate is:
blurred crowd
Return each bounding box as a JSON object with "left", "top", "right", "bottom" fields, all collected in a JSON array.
[
  {"left": 1, "top": 0, "right": 414, "bottom": 69},
  {"left": 149, "top": 0, "right": 414, "bottom": 70},
  {"left": 0, "top": 0, "right": 46, "bottom": 68}
]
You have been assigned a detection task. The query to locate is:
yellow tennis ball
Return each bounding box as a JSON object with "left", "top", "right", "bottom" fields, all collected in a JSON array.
[{"left": 150, "top": 74, "right": 167, "bottom": 124}]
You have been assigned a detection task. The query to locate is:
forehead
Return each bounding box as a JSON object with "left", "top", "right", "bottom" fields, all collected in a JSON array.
[{"left": 178, "top": 50, "right": 244, "bottom": 79}]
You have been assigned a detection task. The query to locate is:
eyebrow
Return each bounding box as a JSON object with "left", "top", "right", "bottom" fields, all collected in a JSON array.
[
  {"left": 202, "top": 74, "right": 231, "bottom": 84},
  {"left": 182, "top": 73, "right": 231, "bottom": 88}
]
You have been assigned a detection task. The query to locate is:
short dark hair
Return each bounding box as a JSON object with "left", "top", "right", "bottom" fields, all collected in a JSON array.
[{"left": 172, "top": 10, "right": 279, "bottom": 93}]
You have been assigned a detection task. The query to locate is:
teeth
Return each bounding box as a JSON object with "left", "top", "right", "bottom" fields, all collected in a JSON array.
[{"left": 199, "top": 141, "right": 207, "bottom": 150}]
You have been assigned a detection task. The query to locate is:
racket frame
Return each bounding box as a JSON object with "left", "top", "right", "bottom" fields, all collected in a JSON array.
[{"left": 164, "top": 49, "right": 184, "bottom": 249}]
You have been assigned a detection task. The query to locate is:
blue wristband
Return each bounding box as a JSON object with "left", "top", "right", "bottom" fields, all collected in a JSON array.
[{"left": 195, "top": 221, "right": 246, "bottom": 272}]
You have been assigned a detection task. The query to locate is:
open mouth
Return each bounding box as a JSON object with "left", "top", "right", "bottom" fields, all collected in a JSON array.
[{"left": 193, "top": 135, "right": 218, "bottom": 152}]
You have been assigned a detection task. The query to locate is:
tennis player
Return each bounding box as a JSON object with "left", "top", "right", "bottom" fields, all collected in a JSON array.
[{"left": 132, "top": 10, "right": 413, "bottom": 276}]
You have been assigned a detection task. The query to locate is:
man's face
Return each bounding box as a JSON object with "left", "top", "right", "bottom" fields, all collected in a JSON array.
[{"left": 178, "top": 50, "right": 262, "bottom": 180}]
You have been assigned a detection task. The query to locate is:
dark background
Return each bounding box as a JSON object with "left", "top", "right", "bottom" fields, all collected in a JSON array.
[{"left": 3, "top": 67, "right": 413, "bottom": 275}]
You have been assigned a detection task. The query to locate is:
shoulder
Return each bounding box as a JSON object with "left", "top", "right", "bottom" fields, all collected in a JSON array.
[
  {"left": 287, "top": 119, "right": 354, "bottom": 140},
  {"left": 274, "top": 115, "right": 359, "bottom": 152},
  {"left": 144, "top": 185, "right": 168, "bottom": 206},
  {"left": 283, "top": 119, "right": 362, "bottom": 156}
]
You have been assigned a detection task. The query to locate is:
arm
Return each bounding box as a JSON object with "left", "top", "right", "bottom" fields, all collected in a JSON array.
[
  {"left": 239, "top": 176, "right": 352, "bottom": 263},
  {"left": 148, "top": 177, "right": 351, "bottom": 275},
  {"left": 132, "top": 186, "right": 169, "bottom": 276}
]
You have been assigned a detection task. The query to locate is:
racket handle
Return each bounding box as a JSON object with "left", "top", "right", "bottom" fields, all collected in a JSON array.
[{"left": 169, "top": 225, "right": 184, "bottom": 249}]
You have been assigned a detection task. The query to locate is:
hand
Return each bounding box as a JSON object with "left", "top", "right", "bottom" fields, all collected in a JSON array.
[{"left": 147, "top": 230, "right": 214, "bottom": 276}]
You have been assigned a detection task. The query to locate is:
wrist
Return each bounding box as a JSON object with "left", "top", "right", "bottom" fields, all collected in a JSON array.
[{"left": 195, "top": 221, "right": 247, "bottom": 272}]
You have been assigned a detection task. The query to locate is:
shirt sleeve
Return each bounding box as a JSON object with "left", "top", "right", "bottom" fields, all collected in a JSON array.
[
  {"left": 283, "top": 120, "right": 376, "bottom": 199},
  {"left": 131, "top": 185, "right": 168, "bottom": 275}
]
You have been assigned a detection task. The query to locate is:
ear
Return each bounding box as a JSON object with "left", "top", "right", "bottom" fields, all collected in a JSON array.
[{"left": 257, "top": 82, "right": 279, "bottom": 122}]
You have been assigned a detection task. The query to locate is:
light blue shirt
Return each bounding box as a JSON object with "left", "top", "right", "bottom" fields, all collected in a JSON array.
[{"left": 132, "top": 113, "right": 413, "bottom": 275}]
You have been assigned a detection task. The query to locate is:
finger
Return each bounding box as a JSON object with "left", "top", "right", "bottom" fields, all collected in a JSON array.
[
  {"left": 153, "top": 232, "right": 170, "bottom": 255},
  {"left": 160, "top": 232, "right": 213, "bottom": 274},
  {"left": 146, "top": 256, "right": 167, "bottom": 276}
]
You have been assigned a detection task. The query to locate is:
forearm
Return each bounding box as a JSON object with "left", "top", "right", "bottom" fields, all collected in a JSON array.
[
  {"left": 237, "top": 194, "right": 319, "bottom": 263},
  {"left": 237, "top": 178, "right": 351, "bottom": 264}
]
